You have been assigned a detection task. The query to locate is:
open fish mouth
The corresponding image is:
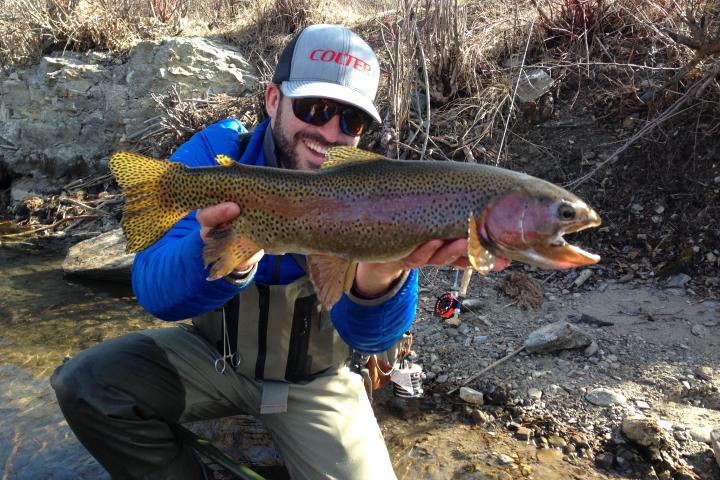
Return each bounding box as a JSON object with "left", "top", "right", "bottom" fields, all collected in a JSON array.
[{"left": 533, "top": 208, "right": 602, "bottom": 268}]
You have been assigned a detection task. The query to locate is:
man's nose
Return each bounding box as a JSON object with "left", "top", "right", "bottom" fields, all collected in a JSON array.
[{"left": 315, "top": 114, "right": 343, "bottom": 143}]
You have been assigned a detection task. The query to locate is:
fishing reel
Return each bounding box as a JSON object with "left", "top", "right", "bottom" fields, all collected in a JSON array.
[{"left": 435, "top": 292, "right": 461, "bottom": 319}]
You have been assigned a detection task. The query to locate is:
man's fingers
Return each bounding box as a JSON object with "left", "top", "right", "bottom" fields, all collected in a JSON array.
[
  {"left": 425, "top": 239, "right": 468, "bottom": 265},
  {"left": 197, "top": 202, "right": 241, "bottom": 228},
  {"left": 401, "top": 239, "right": 444, "bottom": 268},
  {"left": 197, "top": 203, "right": 241, "bottom": 242}
]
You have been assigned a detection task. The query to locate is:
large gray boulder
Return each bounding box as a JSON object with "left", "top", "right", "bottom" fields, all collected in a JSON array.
[
  {"left": 1, "top": 37, "right": 256, "bottom": 196},
  {"left": 62, "top": 228, "right": 134, "bottom": 282}
]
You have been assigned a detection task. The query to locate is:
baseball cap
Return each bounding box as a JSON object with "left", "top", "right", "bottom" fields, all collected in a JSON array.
[{"left": 272, "top": 24, "right": 381, "bottom": 123}]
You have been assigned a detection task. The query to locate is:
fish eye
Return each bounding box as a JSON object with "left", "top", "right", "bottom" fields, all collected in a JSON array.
[{"left": 558, "top": 203, "right": 576, "bottom": 220}]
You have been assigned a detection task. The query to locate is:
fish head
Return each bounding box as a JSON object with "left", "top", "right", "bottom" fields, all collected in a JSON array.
[{"left": 477, "top": 185, "right": 601, "bottom": 269}]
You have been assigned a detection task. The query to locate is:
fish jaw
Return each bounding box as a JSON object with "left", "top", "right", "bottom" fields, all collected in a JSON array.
[{"left": 478, "top": 193, "right": 601, "bottom": 270}]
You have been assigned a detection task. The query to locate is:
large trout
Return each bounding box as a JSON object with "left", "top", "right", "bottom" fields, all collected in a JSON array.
[{"left": 109, "top": 147, "right": 601, "bottom": 309}]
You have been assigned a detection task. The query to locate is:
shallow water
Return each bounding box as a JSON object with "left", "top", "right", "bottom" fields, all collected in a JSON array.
[{"left": 0, "top": 245, "right": 609, "bottom": 479}]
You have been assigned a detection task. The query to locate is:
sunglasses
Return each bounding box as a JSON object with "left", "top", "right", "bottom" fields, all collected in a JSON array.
[{"left": 291, "top": 97, "right": 373, "bottom": 137}]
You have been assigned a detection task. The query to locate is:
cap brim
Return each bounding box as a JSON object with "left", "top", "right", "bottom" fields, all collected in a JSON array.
[{"left": 281, "top": 81, "right": 381, "bottom": 123}]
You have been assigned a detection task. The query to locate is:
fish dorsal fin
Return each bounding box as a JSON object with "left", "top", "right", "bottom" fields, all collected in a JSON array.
[
  {"left": 321, "top": 147, "right": 385, "bottom": 169},
  {"left": 468, "top": 211, "right": 496, "bottom": 276},
  {"left": 306, "top": 254, "right": 358, "bottom": 310},
  {"left": 215, "top": 154, "right": 238, "bottom": 166}
]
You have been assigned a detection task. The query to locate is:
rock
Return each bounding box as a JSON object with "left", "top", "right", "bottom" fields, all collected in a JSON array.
[
  {"left": 62, "top": 229, "right": 134, "bottom": 283},
  {"left": 515, "top": 426, "right": 533, "bottom": 441},
  {"left": 444, "top": 316, "right": 461, "bottom": 327},
  {"left": 573, "top": 269, "right": 593, "bottom": 288},
  {"left": 688, "top": 426, "right": 713, "bottom": 444},
  {"left": 459, "top": 387, "right": 484, "bottom": 405},
  {"left": 622, "top": 417, "right": 669, "bottom": 448},
  {"left": 711, "top": 428, "right": 720, "bottom": 468},
  {"left": 665, "top": 273, "right": 691, "bottom": 288},
  {"left": 691, "top": 324, "right": 707, "bottom": 337},
  {"left": 694, "top": 366, "right": 713, "bottom": 381},
  {"left": 496, "top": 453, "right": 515, "bottom": 465},
  {"left": 548, "top": 435, "right": 567, "bottom": 448},
  {"left": 1, "top": 37, "right": 256, "bottom": 185},
  {"left": 460, "top": 297, "right": 483, "bottom": 312},
  {"left": 524, "top": 321, "right": 593, "bottom": 354},
  {"left": 527, "top": 388, "right": 542, "bottom": 401},
  {"left": 584, "top": 341, "right": 599, "bottom": 357},
  {"left": 470, "top": 408, "right": 491, "bottom": 424},
  {"left": 586, "top": 388, "right": 626, "bottom": 407},
  {"left": 595, "top": 452, "right": 615, "bottom": 470}
]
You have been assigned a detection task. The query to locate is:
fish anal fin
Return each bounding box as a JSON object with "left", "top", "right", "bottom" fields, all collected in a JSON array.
[
  {"left": 306, "top": 254, "right": 358, "bottom": 310},
  {"left": 204, "top": 223, "right": 262, "bottom": 280},
  {"left": 468, "top": 211, "right": 496, "bottom": 276},
  {"left": 215, "top": 154, "right": 238, "bottom": 166},
  {"left": 321, "top": 147, "right": 386, "bottom": 169}
]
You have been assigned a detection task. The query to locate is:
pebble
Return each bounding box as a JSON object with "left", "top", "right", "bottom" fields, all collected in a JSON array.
[
  {"left": 548, "top": 435, "right": 567, "bottom": 448},
  {"left": 527, "top": 388, "right": 542, "bottom": 401},
  {"left": 515, "top": 426, "right": 533, "bottom": 441},
  {"left": 459, "top": 387, "right": 484, "bottom": 405},
  {"left": 711, "top": 428, "right": 720, "bottom": 468},
  {"left": 595, "top": 452, "right": 615, "bottom": 470},
  {"left": 688, "top": 426, "right": 713, "bottom": 444},
  {"left": 691, "top": 324, "right": 707, "bottom": 337},
  {"left": 496, "top": 453, "right": 515, "bottom": 465},
  {"left": 635, "top": 400, "right": 651, "bottom": 410},
  {"left": 585, "top": 388, "right": 626, "bottom": 407},
  {"left": 694, "top": 366, "right": 713, "bottom": 381},
  {"left": 470, "top": 408, "right": 491, "bottom": 424},
  {"left": 473, "top": 335, "right": 488, "bottom": 345},
  {"left": 436, "top": 374, "right": 449, "bottom": 383}
]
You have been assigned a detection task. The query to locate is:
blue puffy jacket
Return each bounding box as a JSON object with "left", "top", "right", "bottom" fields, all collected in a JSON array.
[{"left": 131, "top": 118, "right": 419, "bottom": 354}]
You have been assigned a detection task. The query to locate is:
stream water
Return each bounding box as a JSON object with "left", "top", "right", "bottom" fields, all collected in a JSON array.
[{"left": 0, "top": 245, "right": 609, "bottom": 479}]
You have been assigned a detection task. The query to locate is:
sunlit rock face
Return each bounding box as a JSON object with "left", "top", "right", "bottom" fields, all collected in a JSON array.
[{"left": 0, "top": 37, "right": 257, "bottom": 197}]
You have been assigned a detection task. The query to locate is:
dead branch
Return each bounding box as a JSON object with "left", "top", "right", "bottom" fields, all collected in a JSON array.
[
  {"left": 447, "top": 345, "right": 526, "bottom": 395},
  {"left": 0, "top": 215, "right": 99, "bottom": 238}
]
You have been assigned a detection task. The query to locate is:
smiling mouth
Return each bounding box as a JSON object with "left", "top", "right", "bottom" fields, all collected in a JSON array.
[{"left": 303, "top": 140, "right": 329, "bottom": 156}]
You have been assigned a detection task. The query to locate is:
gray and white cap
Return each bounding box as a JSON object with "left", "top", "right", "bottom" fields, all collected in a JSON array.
[{"left": 272, "top": 24, "right": 381, "bottom": 123}]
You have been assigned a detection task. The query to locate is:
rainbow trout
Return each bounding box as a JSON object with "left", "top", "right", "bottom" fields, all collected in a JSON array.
[{"left": 109, "top": 147, "right": 601, "bottom": 309}]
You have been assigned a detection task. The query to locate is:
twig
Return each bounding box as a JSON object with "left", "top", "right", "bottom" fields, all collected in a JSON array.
[
  {"left": 448, "top": 345, "right": 526, "bottom": 395},
  {"left": 496, "top": 14, "right": 537, "bottom": 165},
  {"left": 0, "top": 215, "right": 99, "bottom": 238},
  {"left": 2, "top": 431, "right": 22, "bottom": 480},
  {"left": 412, "top": 15, "right": 431, "bottom": 161},
  {"left": 60, "top": 197, "right": 111, "bottom": 216}
]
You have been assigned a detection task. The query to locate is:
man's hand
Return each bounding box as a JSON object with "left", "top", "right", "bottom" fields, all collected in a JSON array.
[
  {"left": 354, "top": 239, "right": 510, "bottom": 298},
  {"left": 196, "top": 202, "right": 264, "bottom": 273}
]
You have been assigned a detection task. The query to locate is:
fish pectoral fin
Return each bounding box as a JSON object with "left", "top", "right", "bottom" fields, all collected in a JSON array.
[
  {"left": 468, "top": 212, "right": 496, "bottom": 276},
  {"left": 203, "top": 224, "right": 262, "bottom": 281},
  {"left": 321, "top": 147, "right": 386, "bottom": 169},
  {"left": 306, "top": 254, "right": 358, "bottom": 310},
  {"left": 215, "top": 154, "right": 238, "bottom": 166}
]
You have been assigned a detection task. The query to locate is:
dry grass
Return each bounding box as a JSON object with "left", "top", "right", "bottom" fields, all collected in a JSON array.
[{"left": 1, "top": 0, "right": 718, "bottom": 164}]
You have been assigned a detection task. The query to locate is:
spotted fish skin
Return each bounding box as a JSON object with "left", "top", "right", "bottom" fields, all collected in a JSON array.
[{"left": 109, "top": 148, "right": 601, "bottom": 298}]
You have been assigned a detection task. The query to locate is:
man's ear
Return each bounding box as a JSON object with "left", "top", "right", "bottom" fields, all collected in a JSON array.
[{"left": 265, "top": 83, "right": 281, "bottom": 119}]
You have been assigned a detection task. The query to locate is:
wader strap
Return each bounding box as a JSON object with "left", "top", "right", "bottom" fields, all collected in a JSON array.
[
  {"left": 255, "top": 284, "right": 271, "bottom": 380},
  {"left": 290, "top": 253, "right": 308, "bottom": 273}
]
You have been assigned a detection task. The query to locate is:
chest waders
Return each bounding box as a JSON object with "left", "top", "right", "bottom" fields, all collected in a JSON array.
[{"left": 192, "top": 255, "right": 352, "bottom": 385}]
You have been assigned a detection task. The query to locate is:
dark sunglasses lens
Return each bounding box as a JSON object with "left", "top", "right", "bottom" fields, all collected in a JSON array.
[
  {"left": 339, "top": 108, "right": 372, "bottom": 136},
  {"left": 292, "top": 98, "right": 335, "bottom": 126}
]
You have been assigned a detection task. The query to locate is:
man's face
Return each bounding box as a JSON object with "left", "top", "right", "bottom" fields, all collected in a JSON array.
[{"left": 265, "top": 84, "right": 362, "bottom": 171}]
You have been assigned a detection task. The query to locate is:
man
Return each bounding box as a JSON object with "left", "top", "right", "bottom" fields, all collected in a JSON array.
[{"left": 51, "top": 25, "right": 507, "bottom": 479}]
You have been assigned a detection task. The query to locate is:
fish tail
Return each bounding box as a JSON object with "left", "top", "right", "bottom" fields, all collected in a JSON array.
[{"left": 109, "top": 152, "right": 191, "bottom": 253}]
